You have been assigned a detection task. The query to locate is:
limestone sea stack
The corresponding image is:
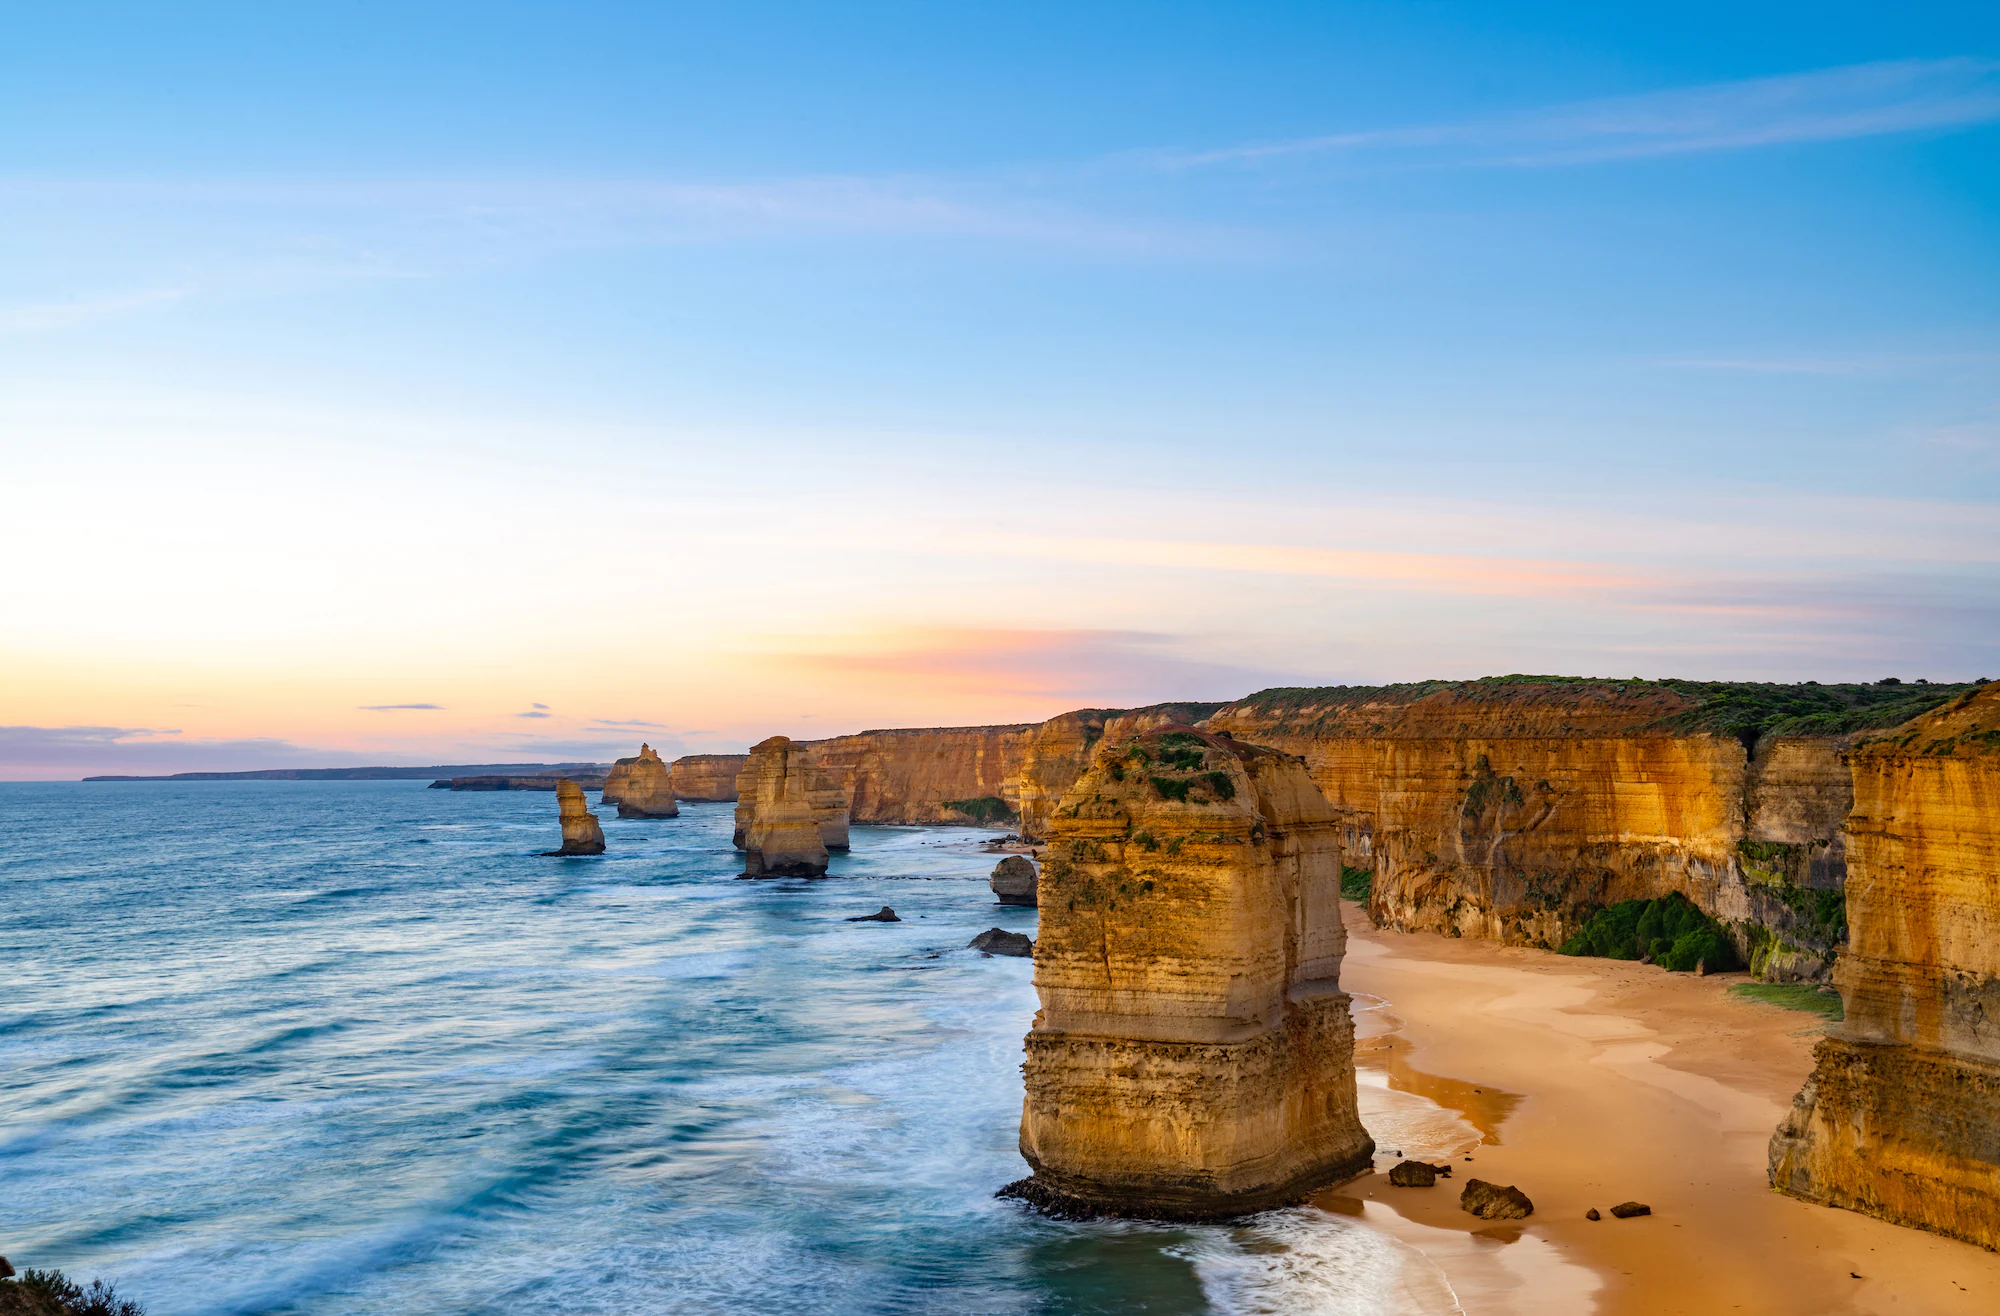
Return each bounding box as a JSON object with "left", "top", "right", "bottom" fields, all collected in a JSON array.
[
  {"left": 1769, "top": 683, "right": 2000, "bottom": 1249},
  {"left": 990, "top": 854, "right": 1038, "bottom": 905},
  {"left": 602, "top": 744, "right": 680, "bottom": 818},
  {"left": 1005, "top": 726, "right": 1374, "bottom": 1219},
  {"left": 546, "top": 778, "right": 606, "bottom": 856},
  {"left": 734, "top": 737, "right": 832, "bottom": 877}
]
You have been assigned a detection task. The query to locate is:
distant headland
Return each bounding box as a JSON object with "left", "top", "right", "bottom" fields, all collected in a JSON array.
[{"left": 82, "top": 762, "right": 607, "bottom": 783}]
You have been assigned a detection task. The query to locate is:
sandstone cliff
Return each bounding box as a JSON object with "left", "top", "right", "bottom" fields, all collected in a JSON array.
[
  {"left": 668, "top": 753, "right": 747, "bottom": 802},
  {"left": 1013, "top": 703, "right": 1225, "bottom": 842},
  {"left": 601, "top": 744, "right": 680, "bottom": 818},
  {"left": 546, "top": 779, "right": 606, "bottom": 856},
  {"left": 1770, "top": 683, "right": 2000, "bottom": 1250},
  {"left": 804, "top": 724, "right": 1040, "bottom": 826},
  {"left": 733, "top": 737, "right": 833, "bottom": 876},
  {"left": 1008, "top": 726, "right": 1373, "bottom": 1219},
  {"left": 1206, "top": 678, "right": 1971, "bottom": 981}
]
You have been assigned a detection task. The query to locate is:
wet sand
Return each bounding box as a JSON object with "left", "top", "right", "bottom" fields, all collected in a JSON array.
[{"left": 1327, "top": 901, "right": 2000, "bottom": 1314}]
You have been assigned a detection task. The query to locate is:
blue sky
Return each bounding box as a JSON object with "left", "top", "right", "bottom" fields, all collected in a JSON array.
[{"left": 2, "top": 2, "right": 1998, "bottom": 775}]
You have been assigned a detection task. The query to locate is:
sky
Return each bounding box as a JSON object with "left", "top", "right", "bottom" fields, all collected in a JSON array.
[{"left": 3, "top": 1, "right": 1998, "bottom": 777}]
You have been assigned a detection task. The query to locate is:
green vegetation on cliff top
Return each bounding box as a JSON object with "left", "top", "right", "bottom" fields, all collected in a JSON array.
[{"left": 1227, "top": 675, "right": 1982, "bottom": 745}]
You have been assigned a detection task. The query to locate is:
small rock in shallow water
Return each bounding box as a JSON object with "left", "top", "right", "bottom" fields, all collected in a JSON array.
[
  {"left": 1610, "top": 1201, "right": 1651, "bottom": 1218},
  {"left": 1388, "top": 1160, "right": 1436, "bottom": 1187},
  {"left": 1586, "top": 1208, "right": 1601, "bottom": 1221},
  {"left": 1460, "top": 1179, "right": 1534, "bottom": 1220},
  {"left": 846, "top": 907, "right": 901, "bottom": 922},
  {"left": 968, "top": 928, "right": 1034, "bottom": 957}
]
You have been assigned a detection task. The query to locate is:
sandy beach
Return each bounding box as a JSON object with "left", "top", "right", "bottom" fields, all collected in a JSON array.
[{"left": 1326, "top": 901, "right": 2000, "bottom": 1315}]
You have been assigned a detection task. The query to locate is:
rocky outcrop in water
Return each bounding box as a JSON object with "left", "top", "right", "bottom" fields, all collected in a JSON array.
[
  {"left": 969, "top": 927, "right": 1034, "bottom": 957},
  {"left": 544, "top": 779, "right": 606, "bottom": 855},
  {"left": 601, "top": 744, "right": 680, "bottom": 818},
  {"left": 1769, "top": 682, "right": 2000, "bottom": 1250},
  {"left": 734, "top": 738, "right": 833, "bottom": 877},
  {"left": 990, "top": 855, "right": 1038, "bottom": 905},
  {"left": 1206, "top": 679, "right": 1972, "bottom": 982},
  {"left": 1006, "top": 726, "right": 1373, "bottom": 1220},
  {"left": 667, "top": 754, "right": 748, "bottom": 802}
]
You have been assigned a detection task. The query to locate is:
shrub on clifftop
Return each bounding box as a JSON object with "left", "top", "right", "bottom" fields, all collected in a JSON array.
[
  {"left": 0, "top": 1264, "right": 145, "bottom": 1316},
  {"left": 1558, "top": 892, "right": 1739, "bottom": 972}
]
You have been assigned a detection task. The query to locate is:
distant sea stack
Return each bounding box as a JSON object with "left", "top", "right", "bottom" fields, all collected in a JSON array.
[
  {"left": 667, "top": 754, "right": 748, "bottom": 802},
  {"left": 734, "top": 737, "right": 832, "bottom": 877},
  {"left": 1769, "top": 683, "right": 2000, "bottom": 1250},
  {"left": 602, "top": 744, "right": 680, "bottom": 818},
  {"left": 990, "top": 855, "right": 1038, "bottom": 905},
  {"left": 1005, "top": 727, "right": 1373, "bottom": 1219},
  {"left": 544, "top": 779, "right": 606, "bottom": 856}
]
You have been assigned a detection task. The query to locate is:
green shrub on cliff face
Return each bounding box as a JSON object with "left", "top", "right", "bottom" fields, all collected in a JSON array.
[
  {"left": 1339, "top": 866, "right": 1373, "bottom": 902},
  {"left": 944, "top": 796, "right": 1015, "bottom": 824},
  {"left": 0, "top": 1268, "right": 145, "bottom": 1316},
  {"left": 1559, "top": 893, "right": 1740, "bottom": 972}
]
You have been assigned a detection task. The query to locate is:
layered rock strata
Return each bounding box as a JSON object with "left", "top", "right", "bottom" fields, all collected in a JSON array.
[
  {"left": 734, "top": 737, "right": 833, "bottom": 877},
  {"left": 1009, "top": 727, "right": 1373, "bottom": 1219},
  {"left": 666, "top": 754, "right": 748, "bottom": 802},
  {"left": 546, "top": 779, "right": 606, "bottom": 855},
  {"left": 601, "top": 744, "right": 680, "bottom": 818},
  {"left": 804, "top": 724, "right": 1040, "bottom": 826},
  {"left": 1769, "top": 683, "right": 2000, "bottom": 1250},
  {"left": 1206, "top": 679, "right": 1970, "bottom": 980}
]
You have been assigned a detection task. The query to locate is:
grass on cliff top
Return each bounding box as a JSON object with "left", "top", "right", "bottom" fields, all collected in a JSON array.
[
  {"left": 1227, "top": 676, "right": 1984, "bottom": 747},
  {"left": 1727, "top": 982, "right": 1844, "bottom": 1021}
]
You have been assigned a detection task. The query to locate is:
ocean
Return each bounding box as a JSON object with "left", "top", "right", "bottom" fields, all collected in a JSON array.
[{"left": 1, "top": 781, "right": 1469, "bottom": 1314}]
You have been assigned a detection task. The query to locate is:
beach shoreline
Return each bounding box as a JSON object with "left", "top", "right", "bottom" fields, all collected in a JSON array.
[{"left": 1329, "top": 901, "right": 2000, "bottom": 1315}]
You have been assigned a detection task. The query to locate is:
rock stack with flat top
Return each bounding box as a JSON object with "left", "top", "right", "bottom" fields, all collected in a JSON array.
[
  {"left": 1769, "top": 682, "right": 2000, "bottom": 1250},
  {"left": 544, "top": 778, "right": 606, "bottom": 855},
  {"left": 1002, "top": 727, "right": 1374, "bottom": 1219},
  {"left": 733, "top": 737, "right": 832, "bottom": 877},
  {"left": 603, "top": 744, "right": 680, "bottom": 818}
]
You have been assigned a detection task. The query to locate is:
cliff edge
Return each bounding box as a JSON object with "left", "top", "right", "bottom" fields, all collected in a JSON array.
[{"left": 1770, "top": 682, "right": 2000, "bottom": 1250}]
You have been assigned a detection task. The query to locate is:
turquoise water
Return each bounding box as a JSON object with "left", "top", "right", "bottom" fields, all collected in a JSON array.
[{"left": 1, "top": 782, "right": 1441, "bottom": 1314}]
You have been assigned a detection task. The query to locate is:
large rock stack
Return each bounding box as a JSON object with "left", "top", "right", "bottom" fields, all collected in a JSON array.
[
  {"left": 733, "top": 737, "right": 838, "bottom": 877},
  {"left": 601, "top": 744, "right": 680, "bottom": 818},
  {"left": 546, "top": 779, "right": 606, "bottom": 855},
  {"left": 1006, "top": 727, "right": 1374, "bottom": 1219},
  {"left": 1769, "top": 683, "right": 2000, "bottom": 1249}
]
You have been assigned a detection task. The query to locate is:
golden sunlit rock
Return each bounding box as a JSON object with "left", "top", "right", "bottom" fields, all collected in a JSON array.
[{"left": 1007, "top": 727, "right": 1373, "bottom": 1219}]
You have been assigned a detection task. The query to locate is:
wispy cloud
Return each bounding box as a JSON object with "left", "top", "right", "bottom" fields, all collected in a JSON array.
[
  {"left": 586, "top": 718, "right": 668, "bottom": 729},
  {"left": 1173, "top": 57, "right": 2000, "bottom": 169},
  {"left": 359, "top": 703, "right": 443, "bottom": 711},
  {"left": 0, "top": 287, "right": 189, "bottom": 334},
  {"left": 513, "top": 710, "right": 552, "bottom": 719}
]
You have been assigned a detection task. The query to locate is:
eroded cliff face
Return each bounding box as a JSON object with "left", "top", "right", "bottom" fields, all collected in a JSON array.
[
  {"left": 603, "top": 744, "right": 679, "bottom": 818},
  {"left": 733, "top": 737, "right": 830, "bottom": 877},
  {"left": 1013, "top": 703, "right": 1225, "bottom": 843},
  {"left": 667, "top": 754, "right": 747, "bottom": 802},
  {"left": 805, "top": 725, "right": 1039, "bottom": 826},
  {"left": 1205, "top": 680, "right": 1883, "bottom": 980},
  {"left": 1009, "top": 727, "right": 1373, "bottom": 1219},
  {"left": 1770, "top": 683, "right": 2000, "bottom": 1250}
]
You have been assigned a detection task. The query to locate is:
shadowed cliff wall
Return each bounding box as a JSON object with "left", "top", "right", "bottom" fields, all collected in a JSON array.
[
  {"left": 804, "top": 724, "right": 1041, "bottom": 826},
  {"left": 668, "top": 754, "right": 747, "bottom": 802},
  {"left": 1770, "top": 682, "right": 2000, "bottom": 1249}
]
